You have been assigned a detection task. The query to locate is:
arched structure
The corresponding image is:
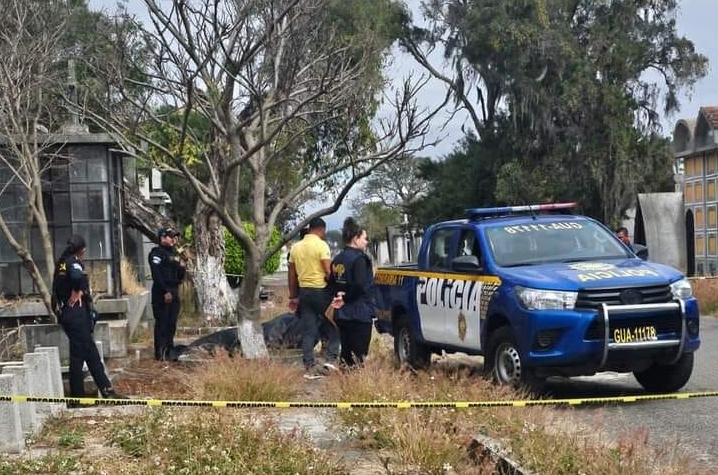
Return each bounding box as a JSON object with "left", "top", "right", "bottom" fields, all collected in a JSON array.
[{"left": 674, "top": 106, "right": 718, "bottom": 276}]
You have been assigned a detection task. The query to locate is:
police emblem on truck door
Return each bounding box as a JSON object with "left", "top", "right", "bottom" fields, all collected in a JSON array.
[{"left": 458, "top": 311, "right": 467, "bottom": 341}]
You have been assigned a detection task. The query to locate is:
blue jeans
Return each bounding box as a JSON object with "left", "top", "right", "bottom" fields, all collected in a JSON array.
[{"left": 298, "top": 287, "right": 339, "bottom": 368}]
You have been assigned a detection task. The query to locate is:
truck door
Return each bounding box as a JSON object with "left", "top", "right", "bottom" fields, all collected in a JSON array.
[
  {"left": 417, "top": 227, "right": 457, "bottom": 343},
  {"left": 441, "top": 227, "right": 483, "bottom": 350}
]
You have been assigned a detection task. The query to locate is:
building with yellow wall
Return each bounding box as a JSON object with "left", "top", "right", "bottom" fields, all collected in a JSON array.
[{"left": 674, "top": 106, "right": 718, "bottom": 276}]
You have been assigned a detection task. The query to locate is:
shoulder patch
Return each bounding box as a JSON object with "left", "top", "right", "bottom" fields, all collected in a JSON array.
[{"left": 152, "top": 255, "right": 162, "bottom": 265}]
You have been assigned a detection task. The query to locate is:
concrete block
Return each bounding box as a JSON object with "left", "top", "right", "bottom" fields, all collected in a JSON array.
[
  {"left": 95, "top": 298, "right": 128, "bottom": 315},
  {"left": 22, "top": 324, "right": 68, "bottom": 360},
  {"left": 125, "top": 291, "right": 149, "bottom": 339},
  {"left": 0, "top": 374, "right": 24, "bottom": 453},
  {"left": 1, "top": 365, "right": 39, "bottom": 436},
  {"left": 23, "top": 352, "right": 60, "bottom": 418},
  {"left": 34, "top": 347, "right": 64, "bottom": 398},
  {"left": 92, "top": 322, "right": 111, "bottom": 358},
  {"left": 107, "top": 320, "right": 128, "bottom": 358},
  {"left": 21, "top": 322, "right": 112, "bottom": 360}
]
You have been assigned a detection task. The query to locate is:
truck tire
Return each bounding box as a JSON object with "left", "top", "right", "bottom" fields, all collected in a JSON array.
[
  {"left": 485, "top": 326, "right": 544, "bottom": 391},
  {"left": 633, "top": 352, "right": 694, "bottom": 393},
  {"left": 394, "top": 316, "right": 431, "bottom": 369}
]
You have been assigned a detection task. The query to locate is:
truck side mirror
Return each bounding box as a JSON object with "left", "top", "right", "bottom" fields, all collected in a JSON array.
[
  {"left": 633, "top": 243, "right": 648, "bottom": 260},
  {"left": 451, "top": 255, "right": 481, "bottom": 272}
]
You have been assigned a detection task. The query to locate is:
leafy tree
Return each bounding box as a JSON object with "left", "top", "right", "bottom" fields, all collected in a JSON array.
[
  {"left": 402, "top": 0, "right": 708, "bottom": 223},
  {"left": 409, "top": 134, "right": 510, "bottom": 227}
]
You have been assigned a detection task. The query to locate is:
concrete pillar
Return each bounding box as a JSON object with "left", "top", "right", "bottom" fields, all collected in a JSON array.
[
  {"left": 0, "top": 374, "right": 24, "bottom": 453},
  {"left": 34, "top": 347, "right": 63, "bottom": 398},
  {"left": 1, "top": 365, "right": 39, "bottom": 436},
  {"left": 23, "top": 352, "right": 58, "bottom": 418}
]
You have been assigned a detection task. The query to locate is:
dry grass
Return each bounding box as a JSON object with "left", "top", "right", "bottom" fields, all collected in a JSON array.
[
  {"left": 322, "top": 338, "right": 705, "bottom": 475},
  {"left": 690, "top": 276, "right": 718, "bottom": 315},
  {"left": 2, "top": 325, "right": 709, "bottom": 474},
  {"left": 179, "top": 350, "right": 304, "bottom": 401},
  {"left": 120, "top": 258, "right": 147, "bottom": 295}
]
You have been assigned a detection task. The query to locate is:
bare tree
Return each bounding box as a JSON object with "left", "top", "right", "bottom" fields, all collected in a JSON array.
[
  {"left": 353, "top": 155, "right": 430, "bottom": 217},
  {"left": 0, "top": 1, "right": 69, "bottom": 318},
  {"left": 89, "top": 0, "right": 445, "bottom": 357}
]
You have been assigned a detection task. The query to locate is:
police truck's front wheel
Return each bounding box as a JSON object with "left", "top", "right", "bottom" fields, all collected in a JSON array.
[
  {"left": 394, "top": 316, "right": 431, "bottom": 369},
  {"left": 485, "top": 326, "right": 544, "bottom": 391},
  {"left": 633, "top": 352, "right": 694, "bottom": 393}
]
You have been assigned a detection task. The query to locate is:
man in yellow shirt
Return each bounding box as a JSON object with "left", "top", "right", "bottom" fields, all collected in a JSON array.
[{"left": 288, "top": 217, "right": 340, "bottom": 378}]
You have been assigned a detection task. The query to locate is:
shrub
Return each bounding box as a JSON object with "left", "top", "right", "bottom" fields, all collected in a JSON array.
[
  {"left": 224, "top": 223, "right": 282, "bottom": 278},
  {"left": 185, "top": 223, "right": 282, "bottom": 278}
]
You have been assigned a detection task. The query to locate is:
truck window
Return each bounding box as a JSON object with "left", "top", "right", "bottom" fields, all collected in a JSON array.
[
  {"left": 458, "top": 229, "right": 481, "bottom": 260},
  {"left": 486, "top": 220, "right": 630, "bottom": 267},
  {"left": 427, "top": 228, "right": 455, "bottom": 270}
]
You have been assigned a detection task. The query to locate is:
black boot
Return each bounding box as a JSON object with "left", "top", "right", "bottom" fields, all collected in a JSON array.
[{"left": 100, "top": 387, "right": 128, "bottom": 399}]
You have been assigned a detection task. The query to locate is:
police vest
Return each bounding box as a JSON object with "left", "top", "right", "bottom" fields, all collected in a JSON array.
[
  {"left": 330, "top": 248, "right": 377, "bottom": 323},
  {"left": 148, "top": 245, "right": 185, "bottom": 291},
  {"left": 52, "top": 255, "right": 90, "bottom": 307}
]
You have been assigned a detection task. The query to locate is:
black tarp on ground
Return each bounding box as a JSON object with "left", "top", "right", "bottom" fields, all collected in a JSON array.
[{"left": 173, "top": 312, "right": 306, "bottom": 358}]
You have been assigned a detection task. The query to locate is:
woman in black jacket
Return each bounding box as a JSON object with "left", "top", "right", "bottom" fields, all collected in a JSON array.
[{"left": 328, "top": 217, "right": 377, "bottom": 367}]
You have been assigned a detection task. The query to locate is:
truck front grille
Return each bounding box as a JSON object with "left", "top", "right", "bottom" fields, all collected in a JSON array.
[{"left": 575, "top": 284, "right": 672, "bottom": 309}]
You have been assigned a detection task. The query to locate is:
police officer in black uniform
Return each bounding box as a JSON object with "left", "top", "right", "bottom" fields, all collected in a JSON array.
[
  {"left": 52, "top": 235, "right": 125, "bottom": 400},
  {"left": 149, "top": 228, "right": 186, "bottom": 361},
  {"left": 328, "top": 217, "right": 377, "bottom": 367}
]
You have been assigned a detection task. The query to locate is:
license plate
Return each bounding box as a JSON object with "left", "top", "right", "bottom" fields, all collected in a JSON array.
[{"left": 613, "top": 326, "right": 657, "bottom": 343}]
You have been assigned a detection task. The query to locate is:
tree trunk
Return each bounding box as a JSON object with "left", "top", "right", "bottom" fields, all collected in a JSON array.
[
  {"left": 235, "top": 244, "right": 268, "bottom": 358},
  {"left": 191, "top": 204, "right": 236, "bottom": 324}
]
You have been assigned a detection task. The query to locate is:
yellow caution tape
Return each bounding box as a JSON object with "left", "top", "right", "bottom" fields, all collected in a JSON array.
[{"left": 2, "top": 391, "right": 718, "bottom": 408}]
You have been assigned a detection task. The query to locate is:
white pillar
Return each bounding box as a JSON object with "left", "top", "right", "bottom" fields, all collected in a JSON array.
[
  {"left": 1, "top": 365, "right": 39, "bottom": 435},
  {"left": 0, "top": 374, "right": 24, "bottom": 453},
  {"left": 23, "top": 353, "right": 57, "bottom": 419},
  {"left": 34, "top": 347, "right": 63, "bottom": 397}
]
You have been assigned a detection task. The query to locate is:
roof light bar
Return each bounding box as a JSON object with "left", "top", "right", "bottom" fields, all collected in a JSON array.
[{"left": 465, "top": 202, "right": 578, "bottom": 218}]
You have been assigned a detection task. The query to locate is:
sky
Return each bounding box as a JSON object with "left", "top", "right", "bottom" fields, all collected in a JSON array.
[{"left": 89, "top": 0, "right": 718, "bottom": 229}]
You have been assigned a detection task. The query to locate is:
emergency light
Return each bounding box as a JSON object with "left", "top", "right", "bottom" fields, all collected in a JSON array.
[{"left": 465, "top": 202, "right": 578, "bottom": 219}]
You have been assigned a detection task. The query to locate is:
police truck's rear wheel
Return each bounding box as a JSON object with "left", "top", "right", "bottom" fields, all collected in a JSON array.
[
  {"left": 394, "top": 316, "right": 431, "bottom": 369},
  {"left": 633, "top": 352, "right": 694, "bottom": 393},
  {"left": 485, "top": 326, "right": 544, "bottom": 391}
]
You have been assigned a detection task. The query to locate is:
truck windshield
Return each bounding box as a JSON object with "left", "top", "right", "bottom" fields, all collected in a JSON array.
[{"left": 485, "top": 220, "right": 631, "bottom": 267}]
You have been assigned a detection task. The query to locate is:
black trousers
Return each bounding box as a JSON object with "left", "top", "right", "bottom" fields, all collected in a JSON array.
[
  {"left": 60, "top": 305, "right": 111, "bottom": 397},
  {"left": 152, "top": 290, "right": 181, "bottom": 360},
  {"left": 336, "top": 319, "right": 372, "bottom": 367}
]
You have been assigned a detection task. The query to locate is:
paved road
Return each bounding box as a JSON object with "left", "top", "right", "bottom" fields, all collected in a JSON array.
[{"left": 544, "top": 316, "right": 718, "bottom": 468}]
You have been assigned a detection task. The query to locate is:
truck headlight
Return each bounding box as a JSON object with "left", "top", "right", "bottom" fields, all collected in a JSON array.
[
  {"left": 670, "top": 278, "right": 693, "bottom": 300},
  {"left": 514, "top": 286, "right": 578, "bottom": 310}
]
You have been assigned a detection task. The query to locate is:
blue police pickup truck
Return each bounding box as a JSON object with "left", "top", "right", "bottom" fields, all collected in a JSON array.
[{"left": 374, "top": 203, "right": 700, "bottom": 392}]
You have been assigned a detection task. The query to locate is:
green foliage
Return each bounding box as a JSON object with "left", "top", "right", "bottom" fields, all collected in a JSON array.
[
  {"left": 57, "top": 428, "right": 84, "bottom": 449},
  {"left": 409, "top": 134, "right": 510, "bottom": 227},
  {"left": 224, "top": 224, "right": 282, "bottom": 277},
  {"left": 109, "top": 422, "right": 148, "bottom": 457},
  {"left": 355, "top": 202, "right": 402, "bottom": 255},
  {"left": 412, "top": 0, "right": 707, "bottom": 224},
  {"left": 186, "top": 224, "right": 282, "bottom": 277},
  {"left": 105, "top": 409, "right": 343, "bottom": 474}
]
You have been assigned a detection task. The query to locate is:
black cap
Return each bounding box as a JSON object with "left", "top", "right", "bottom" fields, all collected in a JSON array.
[{"left": 158, "top": 228, "right": 179, "bottom": 239}]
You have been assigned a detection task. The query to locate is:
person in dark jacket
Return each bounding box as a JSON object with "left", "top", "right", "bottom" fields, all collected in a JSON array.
[
  {"left": 328, "top": 217, "right": 377, "bottom": 367},
  {"left": 52, "top": 235, "right": 125, "bottom": 400},
  {"left": 148, "top": 228, "right": 186, "bottom": 361}
]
